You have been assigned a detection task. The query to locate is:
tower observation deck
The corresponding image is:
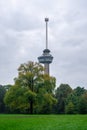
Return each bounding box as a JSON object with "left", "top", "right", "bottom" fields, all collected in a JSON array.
[{"left": 38, "top": 18, "right": 53, "bottom": 75}]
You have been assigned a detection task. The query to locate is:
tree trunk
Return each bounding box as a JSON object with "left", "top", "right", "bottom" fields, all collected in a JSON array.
[{"left": 30, "top": 100, "right": 33, "bottom": 114}]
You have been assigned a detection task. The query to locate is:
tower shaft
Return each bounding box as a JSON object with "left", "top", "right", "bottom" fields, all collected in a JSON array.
[{"left": 44, "top": 63, "right": 49, "bottom": 74}]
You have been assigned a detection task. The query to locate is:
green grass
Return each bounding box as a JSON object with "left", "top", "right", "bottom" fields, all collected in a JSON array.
[{"left": 0, "top": 114, "right": 87, "bottom": 130}]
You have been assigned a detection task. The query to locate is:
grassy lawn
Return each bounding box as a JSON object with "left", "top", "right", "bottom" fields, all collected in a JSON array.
[{"left": 0, "top": 114, "right": 87, "bottom": 130}]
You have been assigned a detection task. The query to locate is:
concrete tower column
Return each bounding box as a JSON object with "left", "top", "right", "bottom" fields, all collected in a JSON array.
[{"left": 45, "top": 63, "right": 49, "bottom": 74}]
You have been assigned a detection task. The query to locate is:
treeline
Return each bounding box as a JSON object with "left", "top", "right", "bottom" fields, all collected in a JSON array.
[{"left": 0, "top": 61, "right": 87, "bottom": 114}]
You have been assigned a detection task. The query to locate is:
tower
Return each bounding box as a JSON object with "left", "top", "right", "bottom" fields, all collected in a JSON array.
[{"left": 38, "top": 18, "right": 53, "bottom": 75}]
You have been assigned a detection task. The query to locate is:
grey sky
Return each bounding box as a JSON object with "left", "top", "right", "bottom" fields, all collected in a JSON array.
[{"left": 0, "top": 0, "right": 87, "bottom": 88}]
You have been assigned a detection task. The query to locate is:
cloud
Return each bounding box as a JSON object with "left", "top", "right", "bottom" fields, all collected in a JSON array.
[{"left": 0, "top": 0, "right": 87, "bottom": 89}]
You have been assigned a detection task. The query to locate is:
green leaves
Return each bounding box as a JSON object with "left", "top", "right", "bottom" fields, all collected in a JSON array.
[
  {"left": 79, "top": 92, "right": 87, "bottom": 114},
  {"left": 25, "top": 90, "right": 37, "bottom": 102},
  {"left": 4, "top": 85, "right": 29, "bottom": 113},
  {"left": 44, "top": 93, "right": 57, "bottom": 105},
  {"left": 0, "top": 85, "right": 6, "bottom": 113},
  {"left": 65, "top": 102, "right": 75, "bottom": 114},
  {"left": 4, "top": 61, "right": 56, "bottom": 114},
  {"left": 55, "top": 84, "right": 72, "bottom": 114}
]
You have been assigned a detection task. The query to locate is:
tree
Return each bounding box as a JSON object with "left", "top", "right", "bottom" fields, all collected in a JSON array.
[
  {"left": 65, "top": 86, "right": 86, "bottom": 114},
  {"left": 79, "top": 92, "right": 87, "bottom": 114},
  {"left": 55, "top": 84, "right": 72, "bottom": 114},
  {"left": 4, "top": 85, "right": 29, "bottom": 113},
  {"left": 65, "top": 92, "right": 79, "bottom": 114},
  {"left": 0, "top": 85, "right": 6, "bottom": 113},
  {"left": 65, "top": 102, "right": 75, "bottom": 114},
  {"left": 4, "top": 61, "right": 56, "bottom": 114},
  {"left": 15, "top": 61, "right": 44, "bottom": 114},
  {"left": 74, "top": 86, "right": 86, "bottom": 96}
]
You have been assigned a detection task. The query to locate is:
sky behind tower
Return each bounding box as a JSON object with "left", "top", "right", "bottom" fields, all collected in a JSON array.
[{"left": 0, "top": 0, "right": 87, "bottom": 88}]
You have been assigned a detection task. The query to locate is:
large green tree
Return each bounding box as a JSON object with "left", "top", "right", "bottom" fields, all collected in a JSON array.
[
  {"left": 4, "top": 61, "right": 56, "bottom": 114},
  {"left": 65, "top": 86, "right": 86, "bottom": 114},
  {"left": 55, "top": 84, "right": 72, "bottom": 114}
]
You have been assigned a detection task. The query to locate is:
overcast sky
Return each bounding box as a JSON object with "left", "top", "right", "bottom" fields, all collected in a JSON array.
[{"left": 0, "top": 0, "right": 87, "bottom": 89}]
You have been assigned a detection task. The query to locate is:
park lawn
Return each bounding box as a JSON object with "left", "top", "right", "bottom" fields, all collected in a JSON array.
[{"left": 0, "top": 114, "right": 87, "bottom": 130}]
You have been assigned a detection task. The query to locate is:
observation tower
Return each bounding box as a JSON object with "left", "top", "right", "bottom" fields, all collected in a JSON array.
[{"left": 38, "top": 18, "right": 53, "bottom": 75}]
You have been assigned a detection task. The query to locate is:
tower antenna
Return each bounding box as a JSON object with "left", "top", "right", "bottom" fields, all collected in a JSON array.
[{"left": 45, "top": 18, "right": 49, "bottom": 49}]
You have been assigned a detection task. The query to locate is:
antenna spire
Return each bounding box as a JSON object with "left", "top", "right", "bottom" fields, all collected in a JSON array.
[{"left": 45, "top": 18, "right": 49, "bottom": 49}]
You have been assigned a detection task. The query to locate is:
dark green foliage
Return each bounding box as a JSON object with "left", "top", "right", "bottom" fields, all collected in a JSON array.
[
  {"left": 65, "top": 87, "right": 86, "bottom": 114},
  {"left": 4, "top": 85, "right": 29, "bottom": 113},
  {"left": 65, "top": 102, "right": 75, "bottom": 114},
  {"left": 0, "top": 85, "right": 6, "bottom": 113},
  {"left": 74, "top": 86, "right": 86, "bottom": 96},
  {"left": 55, "top": 84, "right": 72, "bottom": 113},
  {"left": 79, "top": 92, "right": 87, "bottom": 114}
]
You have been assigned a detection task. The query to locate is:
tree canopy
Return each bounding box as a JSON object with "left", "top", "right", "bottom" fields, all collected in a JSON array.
[
  {"left": 4, "top": 61, "right": 56, "bottom": 114},
  {"left": 0, "top": 61, "right": 87, "bottom": 114}
]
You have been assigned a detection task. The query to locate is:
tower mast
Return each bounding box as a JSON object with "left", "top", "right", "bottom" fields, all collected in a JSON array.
[{"left": 45, "top": 18, "right": 49, "bottom": 49}]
